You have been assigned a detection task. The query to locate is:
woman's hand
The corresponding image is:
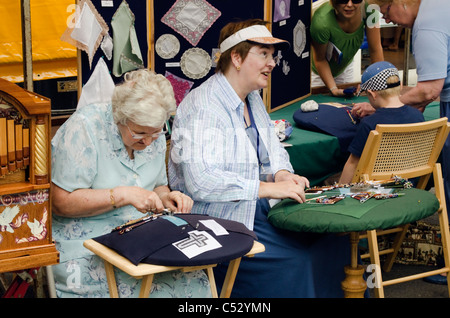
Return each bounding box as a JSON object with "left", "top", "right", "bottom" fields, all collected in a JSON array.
[
  {"left": 123, "top": 186, "right": 165, "bottom": 213},
  {"left": 52, "top": 184, "right": 192, "bottom": 217},
  {"left": 259, "top": 170, "right": 310, "bottom": 203},
  {"left": 158, "top": 190, "right": 193, "bottom": 213},
  {"left": 121, "top": 186, "right": 194, "bottom": 214},
  {"left": 330, "top": 88, "right": 346, "bottom": 97},
  {"left": 259, "top": 180, "right": 307, "bottom": 203},
  {"left": 274, "top": 170, "right": 309, "bottom": 187},
  {"left": 330, "top": 87, "right": 357, "bottom": 98},
  {"left": 52, "top": 184, "right": 165, "bottom": 217}
]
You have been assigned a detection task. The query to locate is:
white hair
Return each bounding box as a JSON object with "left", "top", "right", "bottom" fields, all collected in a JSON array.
[{"left": 112, "top": 69, "right": 176, "bottom": 128}]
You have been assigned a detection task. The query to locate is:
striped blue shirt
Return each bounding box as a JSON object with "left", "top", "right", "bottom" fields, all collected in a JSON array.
[{"left": 169, "top": 72, "right": 293, "bottom": 229}]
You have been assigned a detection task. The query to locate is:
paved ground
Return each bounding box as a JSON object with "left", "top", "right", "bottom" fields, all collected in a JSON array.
[
  {"left": 367, "top": 209, "right": 449, "bottom": 298},
  {"left": 368, "top": 263, "right": 448, "bottom": 298}
]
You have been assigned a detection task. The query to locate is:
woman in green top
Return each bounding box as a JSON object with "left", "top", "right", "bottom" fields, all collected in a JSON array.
[{"left": 311, "top": 0, "right": 384, "bottom": 97}]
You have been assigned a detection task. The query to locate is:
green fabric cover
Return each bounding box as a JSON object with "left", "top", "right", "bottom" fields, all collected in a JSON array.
[{"left": 268, "top": 188, "right": 439, "bottom": 233}]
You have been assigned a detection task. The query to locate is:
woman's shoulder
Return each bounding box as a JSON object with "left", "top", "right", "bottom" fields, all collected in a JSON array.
[
  {"left": 53, "top": 103, "right": 112, "bottom": 143},
  {"left": 312, "top": 2, "right": 335, "bottom": 24},
  {"left": 180, "top": 74, "right": 236, "bottom": 112},
  {"left": 65, "top": 103, "right": 110, "bottom": 124},
  {"left": 311, "top": 3, "right": 337, "bottom": 40},
  {"left": 76, "top": 102, "right": 110, "bottom": 117}
]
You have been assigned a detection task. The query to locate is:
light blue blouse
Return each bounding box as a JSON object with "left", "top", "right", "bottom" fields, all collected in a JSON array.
[{"left": 51, "top": 103, "right": 211, "bottom": 298}]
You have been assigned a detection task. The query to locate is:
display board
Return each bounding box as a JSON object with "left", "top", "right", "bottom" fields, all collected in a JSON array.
[
  {"left": 269, "top": 0, "right": 311, "bottom": 111},
  {"left": 78, "top": 0, "right": 149, "bottom": 86},
  {"left": 150, "top": 0, "right": 310, "bottom": 111},
  {"left": 150, "top": 0, "right": 268, "bottom": 107},
  {"left": 76, "top": 0, "right": 311, "bottom": 111}
]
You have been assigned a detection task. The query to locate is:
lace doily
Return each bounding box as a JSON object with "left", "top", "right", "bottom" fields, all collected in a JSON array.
[
  {"left": 293, "top": 19, "right": 307, "bottom": 57},
  {"left": 180, "top": 48, "right": 212, "bottom": 80},
  {"left": 161, "top": 0, "right": 221, "bottom": 46},
  {"left": 155, "top": 34, "right": 180, "bottom": 59}
]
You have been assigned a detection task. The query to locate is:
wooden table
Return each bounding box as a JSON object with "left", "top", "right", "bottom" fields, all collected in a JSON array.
[{"left": 83, "top": 239, "right": 265, "bottom": 298}]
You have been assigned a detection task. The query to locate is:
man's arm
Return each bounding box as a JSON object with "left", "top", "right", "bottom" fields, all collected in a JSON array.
[{"left": 400, "top": 79, "right": 445, "bottom": 112}]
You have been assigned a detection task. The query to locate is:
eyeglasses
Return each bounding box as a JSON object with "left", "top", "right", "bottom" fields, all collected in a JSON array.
[
  {"left": 126, "top": 124, "right": 167, "bottom": 140},
  {"left": 335, "top": 0, "right": 363, "bottom": 4},
  {"left": 248, "top": 51, "right": 281, "bottom": 65}
]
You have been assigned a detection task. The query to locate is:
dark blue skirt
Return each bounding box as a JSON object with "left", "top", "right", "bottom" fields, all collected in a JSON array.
[{"left": 214, "top": 198, "right": 352, "bottom": 298}]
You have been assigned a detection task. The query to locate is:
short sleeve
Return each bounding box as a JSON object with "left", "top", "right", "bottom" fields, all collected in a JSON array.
[
  {"left": 413, "top": 30, "right": 448, "bottom": 82},
  {"left": 51, "top": 112, "right": 98, "bottom": 192},
  {"left": 310, "top": 13, "right": 331, "bottom": 44}
]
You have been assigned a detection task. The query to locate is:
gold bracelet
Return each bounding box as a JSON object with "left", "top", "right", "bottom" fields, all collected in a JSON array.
[
  {"left": 110, "top": 189, "right": 117, "bottom": 209},
  {"left": 329, "top": 86, "right": 338, "bottom": 92}
]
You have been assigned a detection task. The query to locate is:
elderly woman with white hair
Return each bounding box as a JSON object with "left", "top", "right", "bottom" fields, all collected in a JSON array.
[{"left": 50, "top": 69, "right": 210, "bottom": 298}]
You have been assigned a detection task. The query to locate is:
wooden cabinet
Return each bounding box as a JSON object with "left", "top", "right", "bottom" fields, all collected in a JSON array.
[{"left": 0, "top": 78, "right": 59, "bottom": 273}]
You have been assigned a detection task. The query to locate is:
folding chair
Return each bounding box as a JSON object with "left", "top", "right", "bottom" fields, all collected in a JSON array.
[{"left": 351, "top": 117, "right": 450, "bottom": 298}]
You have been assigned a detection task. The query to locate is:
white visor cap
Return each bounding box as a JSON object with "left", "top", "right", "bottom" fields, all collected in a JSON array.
[{"left": 219, "top": 25, "right": 290, "bottom": 53}]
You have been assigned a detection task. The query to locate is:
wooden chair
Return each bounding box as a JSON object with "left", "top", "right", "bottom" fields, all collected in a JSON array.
[{"left": 351, "top": 117, "right": 450, "bottom": 298}]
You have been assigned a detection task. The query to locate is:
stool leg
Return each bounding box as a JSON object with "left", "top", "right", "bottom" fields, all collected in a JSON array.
[
  {"left": 103, "top": 261, "right": 119, "bottom": 298},
  {"left": 367, "top": 229, "right": 384, "bottom": 298},
  {"left": 139, "top": 274, "right": 154, "bottom": 298},
  {"left": 206, "top": 267, "right": 218, "bottom": 298},
  {"left": 219, "top": 257, "right": 242, "bottom": 298}
]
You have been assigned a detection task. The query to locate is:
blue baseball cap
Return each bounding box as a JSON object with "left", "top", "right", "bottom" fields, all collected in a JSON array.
[{"left": 358, "top": 61, "right": 400, "bottom": 96}]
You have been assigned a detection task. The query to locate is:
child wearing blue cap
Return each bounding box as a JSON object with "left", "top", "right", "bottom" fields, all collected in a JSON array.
[{"left": 339, "top": 61, "right": 425, "bottom": 183}]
